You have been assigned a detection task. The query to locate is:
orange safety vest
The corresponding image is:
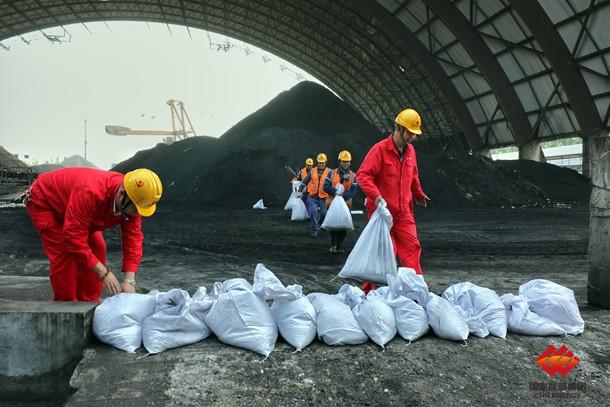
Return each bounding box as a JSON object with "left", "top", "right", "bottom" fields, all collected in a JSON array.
[
  {"left": 299, "top": 167, "right": 309, "bottom": 180},
  {"left": 307, "top": 168, "right": 331, "bottom": 199},
  {"left": 326, "top": 168, "right": 355, "bottom": 207}
]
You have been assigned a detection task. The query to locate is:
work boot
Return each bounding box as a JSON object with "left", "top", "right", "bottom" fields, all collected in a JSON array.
[
  {"left": 311, "top": 231, "right": 318, "bottom": 237},
  {"left": 336, "top": 247, "right": 345, "bottom": 254},
  {"left": 329, "top": 246, "right": 337, "bottom": 253}
]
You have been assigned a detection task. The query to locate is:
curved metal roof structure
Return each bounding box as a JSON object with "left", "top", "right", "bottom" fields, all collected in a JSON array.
[{"left": 0, "top": 0, "right": 608, "bottom": 152}]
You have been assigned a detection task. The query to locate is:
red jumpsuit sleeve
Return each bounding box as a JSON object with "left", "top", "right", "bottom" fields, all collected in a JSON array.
[
  {"left": 120, "top": 215, "right": 143, "bottom": 273},
  {"left": 63, "top": 188, "right": 101, "bottom": 269},
  {"left": 356, "top": 145, "right": 382, "bottom": 200},
  {"left": 410, "top": 148, "right": 426, "bottom": 200}
]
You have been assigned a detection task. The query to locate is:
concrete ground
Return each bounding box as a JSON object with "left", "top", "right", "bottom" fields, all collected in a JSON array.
[{"left": 0, "top": 204, "right": 608, "bottom": 406}]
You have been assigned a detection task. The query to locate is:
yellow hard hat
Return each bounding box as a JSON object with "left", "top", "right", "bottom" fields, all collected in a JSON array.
[
  {"left": 338, "top": 150, "right": 352, "bottom": 161},
  {"left": 305, "top": 158, "right": 314, "bottom": 166},
  {"left": 317, "top": 153, "right": 327, "bottom": 163},
  {"left": 123, "top": 169, "right": 163, "bottom": 217},
  {"left": 395, "top": 108, "right": 422, "bottom": 135}
]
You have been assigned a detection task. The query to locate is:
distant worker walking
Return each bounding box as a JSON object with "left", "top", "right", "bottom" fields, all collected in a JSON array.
[
  {"left": 298, "top": 153, "right": 330, "bottom": 237},
  {"left": 24, "top": 167, "right": 162, "bottom": 301},
  {"left": 357, "top": 109, "right": 430, "bottom": 274},
  {"left": 324, "top": 150, "right": 358, "bottom": 253},
  {"left": 293, "top": 158, "right": 314, "bottom": 182}
]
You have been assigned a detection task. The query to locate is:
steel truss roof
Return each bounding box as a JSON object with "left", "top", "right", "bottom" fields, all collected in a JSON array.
[{"left": 0, "top": 0, "right": 608, "bottom": 151}]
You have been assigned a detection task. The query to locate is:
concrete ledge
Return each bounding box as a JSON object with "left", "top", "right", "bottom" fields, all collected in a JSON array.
[
  {"left": 0, "top": 276, "right": 97, "bottom": 402},
  {"left": 0, "top": 275, "right": 53, "bottom": 301}
]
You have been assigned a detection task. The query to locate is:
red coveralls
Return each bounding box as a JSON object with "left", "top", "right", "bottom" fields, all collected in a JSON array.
[
  {"left": 357, "top": 135, "right": 426, "bottom": 274},
  {"left": 26, "top": 168, "right": 144, "bottom": 301}
]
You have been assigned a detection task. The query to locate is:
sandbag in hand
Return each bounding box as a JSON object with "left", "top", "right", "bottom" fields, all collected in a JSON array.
[{"left": 335, "top": 184, "right": 345, "bottom": 196}]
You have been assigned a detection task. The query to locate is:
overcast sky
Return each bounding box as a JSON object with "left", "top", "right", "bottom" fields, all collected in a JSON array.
[{"left": 0, "top": 22, "right": 323, "bottom": 169}]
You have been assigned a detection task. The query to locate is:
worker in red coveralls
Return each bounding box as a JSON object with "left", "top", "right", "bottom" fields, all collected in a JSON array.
[
  {"left": 357, "top": 108, "right": 430, "bottom": 275},
  {"left": 24, "top": 167, "right": 162, "bottom": 302}
]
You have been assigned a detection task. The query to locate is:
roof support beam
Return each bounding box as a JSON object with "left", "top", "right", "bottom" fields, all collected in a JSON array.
[
  {"left": 508, "top": 0, "right": 604, "bottom": 138},
  {"left": 424, "top": 0, "right": 533, "bottom": 147},
  {"left": 353, "top": 1, "right": 483, "bottom": 151}
]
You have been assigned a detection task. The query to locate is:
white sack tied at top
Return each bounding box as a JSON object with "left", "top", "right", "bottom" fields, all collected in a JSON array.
[
  {"left": 369, "top": 286, "right": 429, "bottom": 343},
  {"left": 338, "top": 284, "right": 396, "bottom": 348},
  {"left": 500, "top": 293, "right": 566, "bottom": 336},
  {"left": 442, "top": 282, "right": 507, "bottom": 339},
  {"left": 291, "top": 198, "right": 309, "bottom": 221},
  {"left": 93, "top": 293, "right": 157, "bottom": 353},
  {"left": 519, "top": 279, "right": 584, "bottom": 335},
  {"left": 141, "top": 288, "right": 213, "bottom": 354},
  {"left": 284, "top": 180, "right": 302, "bottom": 211},
  {"left": 252, "top": 264, "right": 316, "bottom": 352},
  {"left": 338, "top": 202, "right": 396, "bottom": 283},
  {"left": 388, "top": 268, "right": 468, "bottom": 342},
  {"left": 204, "top": 278, "right": 278, "bottom": 357},
  {"left": 307, "top": 291, "right": 368, "bottom": 346},
  {"left": 321, "top": 184, "right": 353, "bottom": 231}
]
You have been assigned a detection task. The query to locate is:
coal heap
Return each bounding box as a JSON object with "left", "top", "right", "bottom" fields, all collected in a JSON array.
[{"left": 113, "top": 81, "right": 590, "bottom": 208}]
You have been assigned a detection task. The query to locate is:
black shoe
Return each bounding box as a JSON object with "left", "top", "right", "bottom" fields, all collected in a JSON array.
[
  {"left": 329, "top": 246, "right": 337, "bottom": 253},
  {"left": 336, "top": 247, "right": 345, "bottom": 254},
  {"left": 311, "top": 231, "right": 318, "bottom": 237}
]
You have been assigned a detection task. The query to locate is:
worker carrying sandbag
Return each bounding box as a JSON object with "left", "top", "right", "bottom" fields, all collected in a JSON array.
[
  {"left": 338, "top": 201, "right": 396, "bottom": 283},
  {"left": 357, "top": 109, "right": 430, "bottom": 274},
  {"left": 298, "top": 153, "right": 331, "bottom": 237},
  {"left": 24, "top": 167, "right": 162, "bottom": 302},
  {"left": 321, "top": 150, "right": 358, "bottom": 253},
  {"left": 292, "top": 157, "right": 314, "bottom": 182}
]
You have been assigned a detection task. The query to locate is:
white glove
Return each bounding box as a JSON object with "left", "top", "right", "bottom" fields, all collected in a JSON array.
[
  {"left": 296, "top": 191, "right": 303, "bottom": 198},
  {"left": 375, "top": 196, "right": 386, "bottom": 208},
  {"left": 335, "top": 184, "right": 345, "bottom": 196}
]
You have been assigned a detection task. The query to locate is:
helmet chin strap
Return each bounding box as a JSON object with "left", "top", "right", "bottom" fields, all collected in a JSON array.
[{"left": 120, "top": 190, "right": 131, "bottom": 210}]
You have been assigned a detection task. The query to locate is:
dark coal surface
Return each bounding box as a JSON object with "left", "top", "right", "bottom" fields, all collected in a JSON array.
[
  {"left": 113, "top": 81, "right": 590, "bottom": 208},
  {"left": 2, "top": 205, "right": 609, "bottom": 406}
]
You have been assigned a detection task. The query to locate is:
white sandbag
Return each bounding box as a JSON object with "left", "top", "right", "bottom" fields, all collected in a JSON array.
[
  {"left": 283, "top": 181, "right": 302, "bottom": 211},
  {"left": 366, "top": 286, "right": 390, "bottom": 299},
  {"left": 291, "top": 198, "right": 309, "bottom": 221},
  {"left": 500, "top": 293, "right": 566, "bottom": 336},
  {"left": 385, "top": 292, "right": 429, "bottom": 342},
  {"left": 338, "top": 285, "right": 396, "bottom": 348},
  {"left": 307, "top": 292, "right": 368, "bottom": 346},
  {"left": 387, "top": 267, "right": 429, "bottom": 305},
  {"left": 252, "top": 264, "right": 316, "bottom": 352},
  {"left": 252, "top": 199, "right": 267, "bottom": 209},
  {"left": 321, "top": 196, "right": 353, "bottom": 231},
  {"left": 425, "top": 293, "right": 469, "bottom": 342},
  {"left": 142, "top": 288, "right": 213, "bottom": 354},
  {"left": 519, "top": 279, "right": 584, "bottom": 335},
  {"left": 442, "top": 282, "right": 507, "bottom": 339},
  {"left": 204, "top": 278, "right": 278, "bottom": 356},
  {"left": 93, "top": 293, "right": 157, "bottom": 353},
  {"left": 338, "top": 202, "right": 396, "bottom": 283}
]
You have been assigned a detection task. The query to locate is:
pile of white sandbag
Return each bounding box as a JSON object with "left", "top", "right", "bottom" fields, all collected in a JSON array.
[
  {"left": 501, "top": 279, "right": 584, "bottom": 336},
  {"left": 92, "top": 265, "right": 585, "bottom": 355}
]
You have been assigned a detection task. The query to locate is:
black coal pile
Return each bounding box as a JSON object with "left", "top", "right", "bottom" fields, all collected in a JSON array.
[{"left": 113, "top": 81, "right": 590, "bottom": 208}]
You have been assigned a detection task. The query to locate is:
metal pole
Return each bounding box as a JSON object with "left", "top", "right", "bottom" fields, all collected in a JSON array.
[
  {"left": 587, "top": 130, "right": 610, "bottom": 308},
  {"left": 84, "top": 119, "right": 87, "bottom": 161}
]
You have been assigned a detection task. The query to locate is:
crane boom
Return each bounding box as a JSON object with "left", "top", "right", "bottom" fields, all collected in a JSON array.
[
  {"left": 105, "top": 99, "right": 197, "bottom": 144},
  {"left": 105, "top": 125, "right": 178, "bottom": 136}
]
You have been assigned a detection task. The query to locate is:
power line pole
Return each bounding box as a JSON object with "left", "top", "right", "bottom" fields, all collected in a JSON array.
[{"left": 84, "top": 119, "right": 88, "bottom": 161}]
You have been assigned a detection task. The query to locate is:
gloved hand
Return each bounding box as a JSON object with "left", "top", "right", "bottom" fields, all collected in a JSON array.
[
  {"left": 335, "top": 184, "right": 345, "bottom": 196},
  {"left": 296, "top": 191, "right": 303, "bottom": 198},
  {"left": 375, "top": 195, "right": 386, "bottom": 207}
]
